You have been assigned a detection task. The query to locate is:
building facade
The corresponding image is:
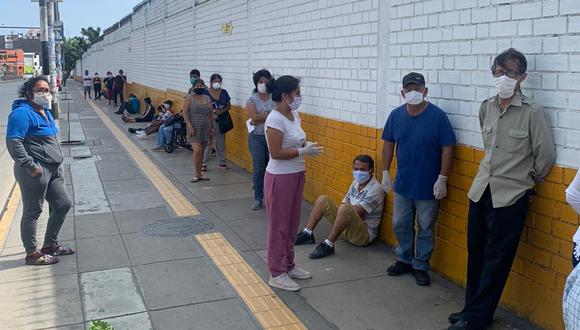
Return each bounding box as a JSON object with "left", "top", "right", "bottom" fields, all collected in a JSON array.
[{"left": 77, "top": 1, "right": 580, "bottom": 328}]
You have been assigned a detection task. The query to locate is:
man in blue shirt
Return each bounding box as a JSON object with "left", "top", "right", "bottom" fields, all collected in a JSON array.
[{"left": 381, "top": 72, "right": 456, "bottom": 286}]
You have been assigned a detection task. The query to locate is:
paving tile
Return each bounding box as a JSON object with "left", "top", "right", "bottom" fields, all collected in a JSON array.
[
  {"left": 76, "top": 235, "right": 130, "bottom": 273},
  {"left": 149, "top": 299, "right": 260, "bottom": 330},
  {"left": 187, "top": 183, "right": 255, "bottom": 202},
  {"left": 113, "top": 207, "right": 173, "bottom": 234},
  {"left": 107, "top": 190, "right": 166, "bottom": 212},
  {"left": 134, "top": 258, "right": 236, "bottom": 309},
  {"left": 175, "top": 171, "right": 251, "bottom": 187},
  {"left": 81, "top": 267, "right": 147, "bottom": 320},
  {"left": 300, "top": 276, "right": 460, "bottom": 330},
  {"left": 255, "top": 241, "right": 389, "bottom": 288},
  {"left": 102, "top": 178, "right": 154, "bottom": 196},
  {"left": 97, "top": 312, "right": 153, "bottom": 330},
  {"left": 75, "top": 213, "right": 119, "bottom": 239},
  {"left": 0, "top": 241, "right": 77, "bottom": 284},
  {"left": 0, "top": 273, "right": 83, "bottom": 329},
  {"left": 122, "top": 233, "right": 205, "bottom": 265}
]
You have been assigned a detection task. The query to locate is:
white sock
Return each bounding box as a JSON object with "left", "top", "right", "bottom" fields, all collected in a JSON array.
[
  {"left": 324, "top": 239, "right": 334, "bottom": 247},
  {"left": 303, "top": 228, "right": 313, "bottom": 235}
]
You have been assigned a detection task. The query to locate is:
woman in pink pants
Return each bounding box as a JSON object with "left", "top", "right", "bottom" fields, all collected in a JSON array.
[{"left": 264, "top": 75, "right": 323, "bottom": 291}]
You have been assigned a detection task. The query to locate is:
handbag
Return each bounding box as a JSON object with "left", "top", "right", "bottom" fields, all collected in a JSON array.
[{"left": 217, "top": 111, "right": 234, "bottom": 134}]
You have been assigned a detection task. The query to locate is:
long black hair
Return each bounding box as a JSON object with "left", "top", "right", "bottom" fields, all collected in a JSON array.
[
  {"left": 18, "top": 77, "right": 50, "bottom": 99},
  {"left": 252, "top": 69, "right": 272, "bottom": 93},
  {"left": 266, "top": 75, "right": 300, "bottom": 103}
]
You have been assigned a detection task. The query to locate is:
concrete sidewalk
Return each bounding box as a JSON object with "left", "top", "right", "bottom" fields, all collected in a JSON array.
[{"left": 0, "top": 82, "right": 539, "bottom": 330}]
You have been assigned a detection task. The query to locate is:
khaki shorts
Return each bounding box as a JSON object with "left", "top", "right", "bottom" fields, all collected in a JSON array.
[{"left": 319, "top": 195, "right": 369, "bottom": 246}]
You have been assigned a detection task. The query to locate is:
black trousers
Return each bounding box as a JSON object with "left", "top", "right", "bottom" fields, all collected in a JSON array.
[
  {"left": 462, "top": 187, "right": 530, "bottom": 326},
  {"left": 112, "top": 89, "right": 124, "bottom": 105}
]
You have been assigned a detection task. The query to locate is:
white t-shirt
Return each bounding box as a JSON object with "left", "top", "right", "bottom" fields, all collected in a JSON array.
[
  {"left": 265, "top": 110, "right": 306, "bottom": 174},
  {"left": 83, "top": 75, "right": 92, "bottom": 87}
]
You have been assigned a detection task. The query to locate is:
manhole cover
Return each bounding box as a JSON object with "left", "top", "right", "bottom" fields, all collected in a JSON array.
[{"left": 142, "top": 216, "right": 213, "bottom": 237}]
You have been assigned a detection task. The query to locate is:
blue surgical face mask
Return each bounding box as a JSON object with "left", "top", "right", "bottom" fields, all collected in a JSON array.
[
  {"left": 190, "top": 78, "right": 196, "bottom": 85},
  {"left": 353, "top": 170, "right": 371, "bottom": 184}
]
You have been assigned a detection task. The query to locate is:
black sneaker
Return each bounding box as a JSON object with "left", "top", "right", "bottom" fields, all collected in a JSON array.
[
  {"left": 448, "top": 312, "right": 462, "bottom": 325},
  {"left": 386, "top": 261, "right": 413, "bottom": 276},
  {"left": 309, "top": 242, "right": 334, "bottom": 259},
  {"left": 295, "top": 231, "right": 315, "bottom": 245},
  {"left": 413, "top": 269, "right": 431, "bottom": 286},
  {"left": 128, "top": 128, "right": 136, "bottom": 134}
]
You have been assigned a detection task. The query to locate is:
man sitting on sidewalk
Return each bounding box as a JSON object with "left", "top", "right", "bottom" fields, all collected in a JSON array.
[
  {"left": 295, "top": 155, "right": 385, "bottom": 259},
  {"left": 114, "top": 94, "right": 140, "bottom": 115}
]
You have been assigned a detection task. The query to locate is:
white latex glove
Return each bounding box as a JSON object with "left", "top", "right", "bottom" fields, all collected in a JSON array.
[
  {"left": 433, "top": 175, "right": 448, "bottom": 200},
  {"left": 381, "top": 170, "right": 391, "bottom": 193},
  {"left": 298, "top": 141, "right": 323, "bottom": 157}
]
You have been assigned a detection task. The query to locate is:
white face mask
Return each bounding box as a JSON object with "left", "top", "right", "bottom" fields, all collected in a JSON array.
[
  {"left": 493, "top": 75, "right": 518, "bottom": 99},
  {"left": 257, "top": 83, "right": 267, "bottom": 94},
  {"left": 212, "top": 82, "right": 221, "bottom": 89},
  {"left": 353, "top": 170, "right": 371, "bottom": 184},
  {"left": 288, "top": 96, "right": 302, "bottom": 111},
  {"left": 404, "top": 90, "right": 424, "bottom": 105},
  {"left": 33, "top": 92, "right": 52, "bottom": 107}
]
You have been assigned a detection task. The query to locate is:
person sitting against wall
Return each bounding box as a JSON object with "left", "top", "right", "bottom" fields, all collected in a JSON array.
[
  {"left": 115, "top": 94, "right": 140, "bottom": 115},
  {"left": 123, "top": 97, "right": 155, "bottom": 123},
  {"left": 152, "top": 100, "right": 180, "bottom": 150},
  {"left": 128, "top": 101, "right": 173, "bottom": 137},
  {"left": 295, "top": 155, "right": 385, "bottom": 259}
]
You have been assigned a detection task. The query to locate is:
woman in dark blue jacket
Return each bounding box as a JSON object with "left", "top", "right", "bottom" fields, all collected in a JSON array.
[{"left": 5, "top": 77, "right": 73, "bottom": 265}]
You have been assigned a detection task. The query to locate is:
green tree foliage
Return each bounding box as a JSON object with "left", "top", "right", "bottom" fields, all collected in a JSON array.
[{"left": 63, "top": 27, "right": 101, "bottom": 72}]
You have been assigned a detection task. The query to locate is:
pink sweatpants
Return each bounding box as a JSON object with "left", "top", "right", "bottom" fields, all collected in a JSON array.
[{"left": 264, "top": 171, "right": 305, "bottom": 277}]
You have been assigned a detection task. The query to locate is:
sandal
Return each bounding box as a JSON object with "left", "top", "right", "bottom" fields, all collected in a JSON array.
[
  {"left": 217, "top": 164, "right": 229, "bottom": 170},
  {"left": 25, "top": 252, "right": 59, "bottom": 266},
  {"left": 190, "top": 177, "right": 210, "bottom": 183},
  {"left": 201, "top": 166, "right": 208, "bottom": 172},
  {"left": 41, "top": 244, "right": 75, "bottom": 256}
]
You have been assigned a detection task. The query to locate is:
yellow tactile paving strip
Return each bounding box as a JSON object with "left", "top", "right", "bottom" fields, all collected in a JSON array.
[
  {"left": 0, "top": 185, "right": 21, "bottom": 249},
  {"left": 85, "top": 95, "right": 305, "bottom": 329},
  {"left": 196, "top": 233, "right": 306, "bottom": 329},
  {"left": 85, "top": 96, "right": 199, "bottom": 217}
]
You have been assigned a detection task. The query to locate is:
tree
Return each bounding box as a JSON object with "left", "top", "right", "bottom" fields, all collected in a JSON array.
[
  {"left": 80, "top": 27, "right": 101, "bottom": 45},
  {"left": 62, "top": 26, "right": 101, "bottom": 72}
]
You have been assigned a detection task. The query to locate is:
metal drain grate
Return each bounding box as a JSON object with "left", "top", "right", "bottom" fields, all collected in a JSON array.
[{"left": 142, "top": 216, "right": 214, "bottom": 237}]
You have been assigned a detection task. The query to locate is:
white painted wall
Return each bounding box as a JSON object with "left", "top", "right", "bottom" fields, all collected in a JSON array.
[{"left": 78, "top": 0, "right": 580, "bottom": 166}]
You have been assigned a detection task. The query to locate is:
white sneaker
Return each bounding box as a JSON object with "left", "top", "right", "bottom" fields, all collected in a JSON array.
[
  {"left": 268, "top": 273, "right": 301, "bottom": 291},
  {"left": 288, "top": 266, "right": 312, "bottom": 279}
]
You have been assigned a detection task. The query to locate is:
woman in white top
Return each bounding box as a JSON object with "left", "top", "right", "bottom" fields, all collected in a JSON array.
[{"left": 263, "top": 75, "right": 323, "bottom": 291}]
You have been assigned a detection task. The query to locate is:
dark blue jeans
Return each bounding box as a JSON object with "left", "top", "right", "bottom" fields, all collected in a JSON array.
[{"left": 248, "top": 133, "right": 269, "bottom": 202}]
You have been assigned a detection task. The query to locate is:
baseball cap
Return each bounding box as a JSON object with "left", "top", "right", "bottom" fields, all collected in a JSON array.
[{"left": 402, "top": 72, "right": 425, "bottom": 88}]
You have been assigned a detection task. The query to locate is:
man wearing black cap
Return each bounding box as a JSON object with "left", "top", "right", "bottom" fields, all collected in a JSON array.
[{"left": 381, "top": 72, "right": 456, "bottom": 286}]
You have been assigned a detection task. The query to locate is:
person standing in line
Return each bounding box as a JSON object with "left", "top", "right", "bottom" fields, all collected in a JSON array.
[
  {"left": 92, "top": 72, "right": 102, "bottom": 100},
  {"left": 82, "top": 70, "right": 92, "bottom": 99},
  {"left": 264, "top": 75, "right": 323, "bottom": 291},
  {"left": 183, "top": 79, "right": 214, "bottom": 182},
  {"left": 112, "top": 69, "right": 126, "bottom": 107},
  {"left": 449, "top": 49, "right": 556, "bottom": 330},
  {"left": 188, "top": 69, "right": 201, "bottom": 95},
  {"left": 103, "top": 71, "right": 114, "bottom": 105},
  {"left": 246, "top": 69, "right": 275, "bottom": 210},
  {"left": 202, "top": 73, "right": 231, "bottom": 171},
  {"left": 382, "top": 72, "right": 456, "bottom": 287},
  {"left": 5, "top": 77, "right": 73, "bottom": 265}
]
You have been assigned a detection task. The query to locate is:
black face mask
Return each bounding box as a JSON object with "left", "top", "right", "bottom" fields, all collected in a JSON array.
[{"left": 194, "top": 88, "right": 205, "bottom": 95}]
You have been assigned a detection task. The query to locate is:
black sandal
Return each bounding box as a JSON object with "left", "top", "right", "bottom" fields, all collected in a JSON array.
[{"left": 25, "top": 252, "right": 59, "bottom": 265}]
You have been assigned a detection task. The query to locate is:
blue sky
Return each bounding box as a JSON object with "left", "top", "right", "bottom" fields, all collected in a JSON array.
[{"left": 0, "top": 0, "right": 137, "bottom": 37}]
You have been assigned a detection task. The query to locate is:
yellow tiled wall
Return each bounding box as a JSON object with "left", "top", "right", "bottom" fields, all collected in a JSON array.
[{"left": 124, "top": 83, "right": 571, "bottom": 330}]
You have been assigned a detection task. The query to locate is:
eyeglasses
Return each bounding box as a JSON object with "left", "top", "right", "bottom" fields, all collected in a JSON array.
[{"left": 493, "top": 70, "right": 520, "bottom": 79}]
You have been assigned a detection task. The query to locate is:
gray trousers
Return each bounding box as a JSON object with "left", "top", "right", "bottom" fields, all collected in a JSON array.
[
  {"left": 14, "top": 163, "right": 72, "bottom": 253},
  {"left": 203, "top": 125, "right": 226, "bottom": 167}
]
